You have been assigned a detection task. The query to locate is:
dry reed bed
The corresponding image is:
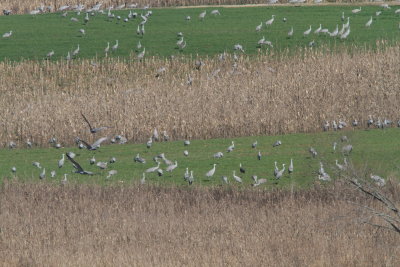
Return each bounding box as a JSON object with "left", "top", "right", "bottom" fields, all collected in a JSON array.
[
  {"left": 0, "top": 0, "right": 391, "bottom": 14},
  {"left": 1, "top": 46, "right": 400, "bottom": 146},
  {"left": 0, "top": 180, "right": 399, "bottom": 266}
]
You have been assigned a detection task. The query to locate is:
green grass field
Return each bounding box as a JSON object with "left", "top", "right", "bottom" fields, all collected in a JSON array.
[
  {"left": 1, "top": 128, "right": 399, "bottom": 187},
  {"left": 1, "top": 5, "right": 400, "bottom": 61}
]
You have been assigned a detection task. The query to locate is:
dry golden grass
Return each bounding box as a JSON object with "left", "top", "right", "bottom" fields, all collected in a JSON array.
[
  {"left": 0, "top": 179, "right": 399, "bottom": 266},
  {"left": 1, "top": 45, "right": 400, "bottom": 146}
]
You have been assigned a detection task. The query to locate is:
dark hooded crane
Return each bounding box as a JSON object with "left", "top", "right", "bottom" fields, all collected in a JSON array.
[
  {"left": 66, "top": 153, "right": 94, "bottom": 175},
  {"left": 81, "top": 113, "right": 113, "bottom": 134}
]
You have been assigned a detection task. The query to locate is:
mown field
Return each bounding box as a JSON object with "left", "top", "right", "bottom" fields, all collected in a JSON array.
[
  {"left": 1, "top": 4, "right": 400, "bottom": 60},
  {"left": 0, "top": 128, "right": 399, "bottom": 187}
]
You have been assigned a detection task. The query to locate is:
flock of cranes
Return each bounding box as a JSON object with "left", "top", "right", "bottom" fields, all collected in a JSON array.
[
  {"left": 2, "top": 114, "right": 392, "bottom": 188},
  {"left": 3, "top": 2, "right": 400, "bottom": 60}
]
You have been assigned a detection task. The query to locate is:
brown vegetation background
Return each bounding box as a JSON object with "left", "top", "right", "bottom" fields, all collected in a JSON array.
[
  {"left": 1, "top": 45, "right": 400, "bottom": 146},
  {"left": 0, "top": 180, "right": 399, "bottom": 266}
]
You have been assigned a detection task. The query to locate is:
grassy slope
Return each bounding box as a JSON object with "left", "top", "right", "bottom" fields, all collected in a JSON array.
[
  {"left": 1, "top": 128, "right": 399, "bottom": 187},
  {"left": 0, "top": 5, "right": 400, "bottom": 60}
]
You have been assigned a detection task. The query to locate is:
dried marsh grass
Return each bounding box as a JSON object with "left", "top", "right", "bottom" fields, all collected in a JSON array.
[
  {"left": 1, "top": 45, "right": 400, "bottom": 146},
  {"left": 0, "top": 180, "right": 399, "bottom": 266}
]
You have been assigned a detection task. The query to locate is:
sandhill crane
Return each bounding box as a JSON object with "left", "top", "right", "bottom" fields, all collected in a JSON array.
[
  {"left": 106, "top": 170, "right": 117, "bottom": 179},
  {"left": 309, "top": 40, "right": 316, "bottom": 47},
  {"left": 309, "top": 147, "right": 317, "bottom": 157},
  {"left": 352, "top": 7, "right": 361, "bottom": 14},
  {"left": 232, "top": 171, "right": 242, "bottom": 183},
  {"left": 258, "top": 36, "right": 266, "bottom": 45},
  {"left": 336, "top": 160, "right": 346, "bottom": 171},
  {"left": 147, "top": 137, "right": 153, "bottom": 148},
  {"left": 178, "top": 41, "right": 186, "bottom": 50},
  {"left": 134, "top": 154, "right": 146, "bottom": 164},
  {"left": 140, "top": 173, "right": 146, "bottom": 184},
  {"left": 252, "top": 141, "right": 258, "bottom": 148},
  {"left": 183, "top": 150, "right": 189, "bottom": 156},
  {"left": 256, "top": 22, "right": 263, "bottom": 32},
  {"left": 39, "top": 168, "right": 46, "bottom": 179},
  {"left": 51, "top": 170, "right": 56, "bottom": 178},
  {"left": 11, "top": 166, "right": 16, "bottom": 173},
  {"left": 340, "top": 26, "right": 350, "bottom": 39},
  {"left": 253, "top": 178, "right": 267, "bottom": 187},
  {"left": 45, "top": 50, "right": 54, "bottom": 59},
  {"left": 239, "top": 163, "right": 245, "bottom": 174},
  {"left": 112, "top": 40, "right": 119, "bottom": 51},
  {"left": 221, "top": 176, "right": 228, "bottom": 184},
  {"left": 186, "top": 15, "right": 191, "bottom": 20},
  {"left": 188, "top": 171, "right": 194, "bottom": 185},
  {"left": 365, "top": 16, "right": 373, "bottom": 27},
  {"left": 318, "top": 172, "right": 331, "bottom": 181},
  {"left": 199, "top": 10, "right": 206, "bottom": 20},
  {"left": 214, "top": 152, "right": 224, "bottom": 158},
  {"left": 265, "top": 15, "right": 275, "bottom": 26},
  {"left": 318, "top": 162, "right": 325, "bottom": 175},
  {"left": 314, "top": 24, "right": 322, "bottom": 34},
  {"left": 274, "top": 161, "right": 279, "bottom": 176},
  {"left": 58, "top": 154, "right": 65, "bottom": 168},
  {"left": 65, "top": 51, "right": 71, "bottom": 60},
  {"left": 333, "top": 142, "right": 337, "bottom": 152},
  {"left": 90, "top": 156, "right": 96, "bottom": 165},
  {"left": 288, "top": 159, "right": 293, "bottom": 174},
  {"left": 81, "top": 113, "right": 112, "bottom": 133},
  {"left": 341, "top": 11, "right": 345, "bottom": 21},
  {"left": 72, "top": 44, "right": 80, "bottom": 56},
  {"left": 33, "top": 162, "right": 42, "bottom": 169},
  {"left": 342, "top": 144, "right": 353, "bottom": 155},
  {"left": 257, "top": 151, "right": 262, "bottom": 160},
  {"left": 166, "top": 161, "right": 178, "bottom": 172},
  {"left": 303, "top": 25, "right": 312, "bottom": 36},
  {"left": 65, "top": 154, "right": 94, "bottom": 175},
  {"left": 104, "top": 42, "right": 110, "bottom": 54},
  {"left": 61, "top": 174, "right": 68, "bottom": 185},
  {"left": 78, "top": 137, "right": 108, "bottom": 151},
  {"left": 184, "top": 140, "right": 190, "bottom": 146},
  {"left": 275, "top": 164, "right": 285, "bottom": 179},
  {"left": 370, "top": 174, "right": 385, "bottom": 187},
  {"left": 211, "top": 9, "right": 220, "bottom": 15},
  {"left": 109, "top": 157, "right": 116, "bottom": 164},
  {"left": 137, "top": 48, "right": 146, "bottom": 60},
  {"left": 227, "top": 141, "right": 235, "bottom": 152},
  {"left": 146, "top": 162, "right": 160, "bottom": 173},
  {"left": 376, "top": 11, "right": 381, "bottom": 16},
  {"left": 206, "top": 164, "right": 217, "bottom": 178},
  {"left": 84, "top": 12, "right": 89, "bottom": 23},
  {"left": 2, "top": 31, "right": 12, "bottom": 38},
  {"left": 273, "top": 140, "right": 282, "bottom": 147},
  {"left": 157, "top": 168, "right": 164, "bottom": 176},
  {"left": 329, "top": 25, "right": 339, "bottom": 37},
  {"left": 288, "top": 26, "right": 294, "bottom": 37},
  {"left": 136, "top": 40, "right": 142, "bottom": 51},
  {"left": 184, "top": 168, "right": 190, "bottom": 181},
  {"left": 344, "top": 17, "right": 350, "bottom": 29},
  {"left": 233, "top": 44, "right": 244, "bottom": 53}
]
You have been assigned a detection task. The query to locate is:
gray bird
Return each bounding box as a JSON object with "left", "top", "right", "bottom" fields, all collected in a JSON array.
[
  {"left": 81, "top": 113, "right": 113, "bottom": 133},
  {"left": 66, "top": 153, "right": 94, "bottom": 175}
]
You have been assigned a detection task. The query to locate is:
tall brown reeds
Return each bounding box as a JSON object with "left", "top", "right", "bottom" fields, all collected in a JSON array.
[
  {"left": 1, "top": 45, "right": 400, "bottom": 146},
  {"left": 0, "top": 179, "right": 399, "bottom": 266}
]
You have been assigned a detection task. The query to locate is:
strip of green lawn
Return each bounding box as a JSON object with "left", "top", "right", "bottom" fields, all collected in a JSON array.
[
  {"left": 1, "top": 128, "right": 399, "bottom": 187},
  {"left": 0, "top": 5, "right": 400, "bottom": 60}
]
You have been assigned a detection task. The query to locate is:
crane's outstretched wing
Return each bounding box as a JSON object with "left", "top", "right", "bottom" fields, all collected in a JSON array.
[
  {"left": 79, "top": 139, "right": 93, "bottom": 150},
  {"left": 92, "top": 137, "right": 108, "bottom": 148},
  {"left": 81, "top": 113, "right": 94, "bottom": 132},
  {"left": 66, "top": 153, "right": 84, "bottom": 172}
]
